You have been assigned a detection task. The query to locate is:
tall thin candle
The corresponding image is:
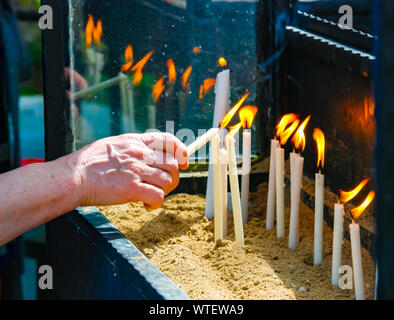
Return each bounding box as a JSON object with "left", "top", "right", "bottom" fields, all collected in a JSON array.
[
  {"left": 288, "top": 116, "right": 310, "bottom": 249},
  {"left": 349, "top": 191, "right": 375, "bottom": 300},
  {"left": 220, "top": 148, "right": 228, "bottom": 237},
  {"left": 239, "top": 105, "right": 258, "bottom": 225},
  {"left": 266, "top": 139, "right": 279, "bottom": 230},
  {"left": 212, "top": 134, "right": 223, "bottom": 241},
  {"left": 313, "top": 128, "right": 325, "bottom": 265},
  {"left": 331, "top": 203, "right": 345, "bottom": 285},
  {"left": 205, "top": 70, "right": 230, "bottom": 219},
  {"left": 274, "top": 114, "right": 299, "bottom": 238},
  {"left": 225, "top": 125, "right": 244, "bottom": 246}
]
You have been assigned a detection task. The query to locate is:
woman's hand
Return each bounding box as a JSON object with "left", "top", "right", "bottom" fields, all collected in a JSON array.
[{"left": 69, "top": 133, "right": 189, "bottom": 208}]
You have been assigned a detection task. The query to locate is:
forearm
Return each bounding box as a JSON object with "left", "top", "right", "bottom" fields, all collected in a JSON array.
[{"left": 0, "top": 155, "right": 81, "bottom": 245}]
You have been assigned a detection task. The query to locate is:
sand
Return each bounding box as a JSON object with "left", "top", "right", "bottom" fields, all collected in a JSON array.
[{"left": 99, "top": 182, "right": 376, "bottom": 300}]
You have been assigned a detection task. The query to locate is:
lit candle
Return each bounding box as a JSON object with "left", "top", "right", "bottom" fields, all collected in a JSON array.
[
  {"left": 225, "top": 124, "right": 244, "bottom": 246},
  {"left": 288, "top": 116, "right": 310, "bottom": 250},
  {"left": 331, "top": 202, "right": 345, "bottom": 285},
  {"left": 335, "top": 178, "right": 371, "bottom": 286},
  {"left": 274, "top": 114, "right": 299, "bottom": 238},
  {"left": 220, "top": 148, "right": 228, "bottom": 237},
  {"left": 275, "top": 146, "right": 285, "bottom": 238},
  {"left": 266, "top": 139, "right": 279, "bottom": 230},
  {"left": 212, "top": 134, "right": 223, "bottom": 241},
  {"left": 288, "top": 155, "right": 304, "bottom": 249},
  {"left": 349, "top": 191, "right": 375, "bottom": 300},
  {"left": 205, "top": 70, "right": 230, "bottom": 219},
  {"left": 241, "top": 128, "right": 251, "bottom": 224},
  {"left": 239, "top": 106, "right": 258, "bottom": 225},
  {"left": 85, "top": 16, "right": 104, "bottom": 85},
  {"left": 313, "top": 128, "right": 325, "bottom": 265}
]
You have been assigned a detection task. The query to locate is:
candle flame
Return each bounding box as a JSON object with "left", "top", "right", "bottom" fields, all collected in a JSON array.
[
  {"left": 199, "top": 78, "right": 216, "bottom": 99},
  {"left": 131, "top": 50, "right": 154, "bottom": 85},
  {"left": 339, "top": 178, "right": 370, "bottom": 203},
  {"left": 93, "top": 19, "right": 103, "bottom": 45},
  {"left": 228, "top": 122, "right": 242, "bottom": 137},
  {"left": 276, "top": 113, "right": 298, "bottom": 139},
  {"left": 275, "top": 113, "right": 299, "bottom": 145},
  {"left": 152, "top": 77, "right": 165, "bottom": 102},
  {"left": 239, "top": 106, "right": 258, "bottom": 129},
  {"left": 218, "top": 57, "right": 227, "bottom": 67},
  {"left": 166, "top": 59, "right": 176, "bottom": 85},
  {"left": 120, "top": 45, "right": 134, "bottom": 72},
  {"left": 182, "top": 65, "right": 192, "bottom": 91},
  {"left": 219, "top": 92, "right": 250, "bottom": 129},
  {"left": 350, "top": 191, "right": 375, "bottom": 220},
  {"left": 292, "top": 115, "right": 311, "bottom": 152},
  {"left": 85, "top": 14, "right": 95, "bottom": 48},
  {"left": 193, "top": 46, "right": 201, "bottom": 54},
  {"left": 86, "top": 15, "right": 103, "bottom": 48},
  {"left": 313, "top": 128, "right": 325, "bottom": 168}
]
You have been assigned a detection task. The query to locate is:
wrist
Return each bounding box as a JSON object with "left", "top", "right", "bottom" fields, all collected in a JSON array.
[{"left": 55, "top": 152, "right": 86, "bottom": 208}]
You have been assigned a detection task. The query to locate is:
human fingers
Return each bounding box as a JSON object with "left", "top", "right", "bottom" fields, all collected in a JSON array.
[
  {"left": 141, "top": 132, "right": 189, "bottom": 170},
  {"left": 133, "top": 182, "right": 165, "bottom": 209}
]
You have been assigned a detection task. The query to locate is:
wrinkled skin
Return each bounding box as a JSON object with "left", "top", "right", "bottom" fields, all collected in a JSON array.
[{"left": 72, "top": 132, "right": 189, "bottom": 208}]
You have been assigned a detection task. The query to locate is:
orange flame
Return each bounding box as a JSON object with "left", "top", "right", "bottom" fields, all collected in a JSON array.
[
  {"left": 228, "top": 122, "right": 242, "bottom": 137},
  {"left": 275, "top": 113, "right": 299, "bottom": 145},
  {"left": 120, "top": 45, "right": 134, "bottom": 72},
  {"left": 339, "top": 178, "right": 370, "bottom": 203},
  {"left": 152, "top": 77, "right": 165, "bottom": 102},
  {"left": 131, "top": 50, "right": 154, "bottom": 85},
  {"left": 218, "top": 57, "right": 227, "bottom": 67},
  {"left": 276, "top": 114, "right": 298, "bottom": 138},
  {"left": 93, "top": 19, "right": 103, "bottom": 45},
  {"left": 199, "top": 78, "right": 216, "bottom": 99},
  {"left": 239, "top": 106, "right": 258, "bottom": 129},
  {"left": 85, "top": 14, "right": 94, "bottom": 48},
  {"left": 313, "top": 128, "right": 325, "bottom": 168},
  {"left": 193, "top": 46, "right": 201, "bottom": 54},
  {"left": 292, "top": 115, "right": 311, "bottom": 152},
  {"left": 166, "top": 59, "right": 176, "bottom": 85},
  {"left": 182, "top": 65, "right": 192, "bottom": 91},
  {"left": 350, "top": 191, "right": 375, "bottom": 219},
  {"left": 219, "top": 92, "right": 250, "bottom": 129}
]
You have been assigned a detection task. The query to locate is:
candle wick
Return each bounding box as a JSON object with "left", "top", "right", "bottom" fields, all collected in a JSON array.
[{"left": 319, "top": 168, "right": 321, "bottom": 175}]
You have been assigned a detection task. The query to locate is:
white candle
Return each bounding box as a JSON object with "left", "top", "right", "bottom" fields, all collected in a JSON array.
[
  {"left": 241, "top": 129, "right": 251, "bottom": 224},
  {"left": 125, "top": 82, "right": 136, "bottom": 132},
  {"left": 275, "top": 146, "right": 285, "bottom": 238},
  {"left": 119, "top": 74, "right": 128, "bottom": 132},
  {"left": 225, "top": 134, "right": 244, "bottom": 246},
  {"left": 289, "top": 152, "right": 299, "bottom": 244},
  {"left": 205, "top": 70, "right": 230, "bottom": 219},
  {"left": 331, "top": 203, "right": 345, "bottom": 285},
  {"left": 212, "top": 134, "right": 223, "bottom": 241},
  {"left": 314, "top": 172, "right": 325, "bottom": 265},
  {"left": 266, "top": 139, "right": 279, "bottom": 230},
  {"left": 350, "top": 222, "right": 365, "bottom": 300},
  {"left": 288, "top": 155, "right": 304, "bottom": 249},
  {"left": 94, "top": 51, "right": 104, "bottom": 85},
  {"left": 148, "top": 103, "right": 156, "bottom": 129},
  {"left": 290, "top": 152, "right": 297, "bottom": 205},
  {"left": 187, "top": 128, "right": 220, "bottom": 156},
  {"left": 220, "top": 149, "right": 228, "bottom": 237}
]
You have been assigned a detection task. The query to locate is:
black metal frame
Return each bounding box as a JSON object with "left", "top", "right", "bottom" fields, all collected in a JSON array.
[{"left": 374, "top": 0, "right": 394, "bottom": 300}]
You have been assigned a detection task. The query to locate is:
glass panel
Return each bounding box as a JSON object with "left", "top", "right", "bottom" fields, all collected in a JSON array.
[{"left": 68, "top": 0, "right": 259, "bottom": 162}]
